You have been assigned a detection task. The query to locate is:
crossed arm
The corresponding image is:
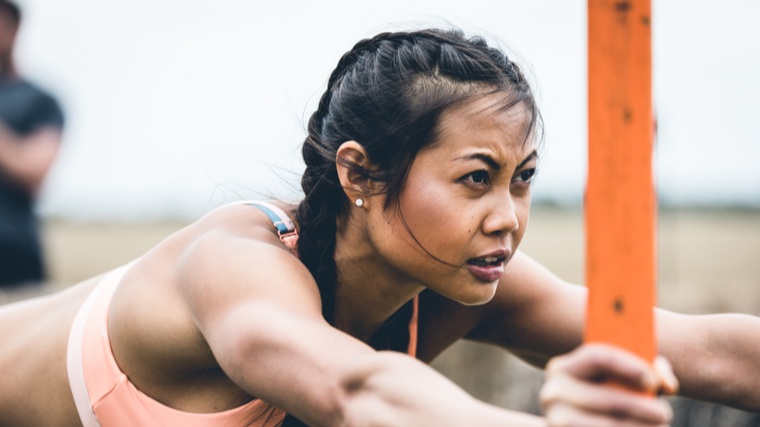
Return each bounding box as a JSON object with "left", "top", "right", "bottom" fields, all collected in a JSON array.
[{"left": 0, "top": 123, "right": 61, "bottom": 194}]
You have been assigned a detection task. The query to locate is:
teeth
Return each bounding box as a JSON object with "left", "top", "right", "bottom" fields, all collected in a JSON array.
[{"left": 468, "top": 256, "right": 503, "bottom": 266}]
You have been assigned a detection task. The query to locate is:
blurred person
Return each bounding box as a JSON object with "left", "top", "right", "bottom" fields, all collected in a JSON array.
[
  {"left": 0, "top": 0, "right": 63, "bottom": 287},
  {"left": 2, "top": 28, "right": 760, "bottom": 427}
]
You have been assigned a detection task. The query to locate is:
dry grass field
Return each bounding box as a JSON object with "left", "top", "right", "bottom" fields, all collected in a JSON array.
[{"left": 1, "top": 206, "right": 759, "bottom": 425}]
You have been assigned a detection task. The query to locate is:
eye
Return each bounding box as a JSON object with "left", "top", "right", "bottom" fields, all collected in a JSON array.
[
  {"left": 462, "top": 170, "right": 490, "bottom": 186},
  {"left": 514, "top": 168, "right": 536, "bottom": 184}
]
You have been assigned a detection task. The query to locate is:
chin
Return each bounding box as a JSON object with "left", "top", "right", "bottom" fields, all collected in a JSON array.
[{"left": 450, "top": 282, "right": 499, "bottom": 306}]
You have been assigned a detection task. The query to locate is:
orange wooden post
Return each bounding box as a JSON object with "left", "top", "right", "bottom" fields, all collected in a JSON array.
[{"left": 584, "top": 0, "right": 657, "bottom": 363}]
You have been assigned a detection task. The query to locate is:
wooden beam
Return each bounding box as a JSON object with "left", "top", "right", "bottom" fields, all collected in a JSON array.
[{"left": 585, "top": 0, "right": 656, "bottom": 363}]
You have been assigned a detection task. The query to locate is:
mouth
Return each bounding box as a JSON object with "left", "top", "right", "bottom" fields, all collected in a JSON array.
[
  {"left": 466, "top": 256, "right": 505, "bottom": 267},
  {"left": 466, "top": 251, "right": 509, "bottom": 282}
]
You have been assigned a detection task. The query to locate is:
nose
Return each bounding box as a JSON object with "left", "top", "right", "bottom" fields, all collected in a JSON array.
[{"left": 481, "top": 194, "right": 520, "bottom": 236}]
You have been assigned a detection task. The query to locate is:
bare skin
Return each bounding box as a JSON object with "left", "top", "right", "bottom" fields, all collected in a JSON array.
[{"left": 0, "top": 95, "right": 756, "bottom": 427}]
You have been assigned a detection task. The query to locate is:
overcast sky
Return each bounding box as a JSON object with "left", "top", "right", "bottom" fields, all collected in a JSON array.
[{"left": 12, "top": 0, "right": 760, "bottom": 221}]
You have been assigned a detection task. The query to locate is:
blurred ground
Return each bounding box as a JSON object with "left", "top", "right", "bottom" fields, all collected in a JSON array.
[{"left": 1, "top": 206, "right": 759, "bottom": 424}]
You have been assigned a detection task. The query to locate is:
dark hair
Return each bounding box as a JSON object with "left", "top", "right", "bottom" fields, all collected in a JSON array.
[
  {"left": 282, "top": 28, "right": 540, "bottom": 426},
  {"left": 296, "top": 28, "right": 539, "bottom": 323},
  {"left": 0, "top": 1, "right": 20, "bottom": 25}
]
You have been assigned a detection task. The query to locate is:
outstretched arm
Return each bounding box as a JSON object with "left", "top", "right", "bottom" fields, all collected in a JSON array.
[
  {"left": 177, "top": 223, "right": 547, "bottom": 427},
  {"left": 658, "top": 310, "right": 760, "bottom": 410},
  {"left": 468, "top": 251, "right": 760, "bottom": 415}
]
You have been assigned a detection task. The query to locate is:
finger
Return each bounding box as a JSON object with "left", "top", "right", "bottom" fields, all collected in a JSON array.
[
  {"left": 545, "top": 402, "right": 670, "bottom": 427},
  {"left": 654, "top": 356, "right": 680, "bottom": 395},
  {"left": 540, "top": 374, "right": 673, "bottom": 425},
  {"left": 547, "top": 343, "right": 658, "bottom": 392}
]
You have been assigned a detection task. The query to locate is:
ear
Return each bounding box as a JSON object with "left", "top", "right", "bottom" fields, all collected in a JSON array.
[{"left": 336, "top": 141, "right": 377, "bottom": 206}]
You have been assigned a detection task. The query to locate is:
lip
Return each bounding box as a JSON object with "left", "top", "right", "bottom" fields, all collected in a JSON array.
[
  {"left": 466, "top": 248, "right": 511, "bottom": 282},
  {"left": 479, "top": 249, "right": 510, "bottom": 259}
]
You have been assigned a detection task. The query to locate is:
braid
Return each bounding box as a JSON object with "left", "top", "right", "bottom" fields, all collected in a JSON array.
[
  {"left": 294, "top": 160, "right": 342, "bottom": 324},
  {"left": 294, "top": 42, "right": 356, "bottom": 325},
  {"left": 282, "top": 46, "right": 350, "bottom": 427},
  {"left": 293, "top": 31, "right": 419, "bottom": 324}
]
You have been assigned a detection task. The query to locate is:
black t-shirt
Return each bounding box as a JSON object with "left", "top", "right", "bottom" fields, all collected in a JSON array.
[
  {"left": 0, "top": 79, "right": 64, "bottom": 285},
  {"left": 0, "top": 79, "right": 64, "bottom": 136}
]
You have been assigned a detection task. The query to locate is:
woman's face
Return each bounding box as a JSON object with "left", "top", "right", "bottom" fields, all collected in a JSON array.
[{"left": 367, "top": 93, "right": 538, "bottom": 305}]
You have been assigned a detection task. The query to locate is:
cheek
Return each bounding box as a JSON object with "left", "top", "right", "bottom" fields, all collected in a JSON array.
[
  {"left": 512, "top": 194, "right": 532, "bottom": 249},
  {"left": 395, "top": 178, "right": 473, "bottom": 259}
]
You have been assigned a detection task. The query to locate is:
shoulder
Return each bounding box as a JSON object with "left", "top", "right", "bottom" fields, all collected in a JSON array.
[
  {"left": 191, "top": 200, "right": 299, "bottom": 244},
  {"left": 15, "top": 80, "right": 60, "bottom": 107},
  {"left": 176, "top": 200, "right": 302, "bottom": 278},
  {"left": 108, "top": 200, "right": 324, "bottom": 401},
  {"left": 0, "top": 80, "right": 64, "bottom": 134},
  {"left": 114, "top": 200, "right": 322, "bottom": 359},
  {"left": 114, "top": 199, "right": 312, "bottom": 323},
  {"left": 174, "top": 200, "right": 321, "bottom": 321}
]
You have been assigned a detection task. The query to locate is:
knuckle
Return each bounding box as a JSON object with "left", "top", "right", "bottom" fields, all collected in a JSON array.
[
  {"left": 538, "top": 381, "right": 560, "bottom": 407},
  {"left": 618, "top": 419, "right": 650, "bottom": 427},
  {"left": 579, "top": 342, "right": 606, "bottom": 356},
  {"left": 545, "top": 406, "right": 573, "bottom": 427},
  {"left": 545, "top": 355, "right": 567, "bottom": 374},
  {"left": 587, "top": 348, "right": 614, "bottom": 368},
  {"left": 604, "top": 394, "right": 629, "bottom": 415},
  {"left": 658, "top": 400, "right": 674, "bottom": 423}
]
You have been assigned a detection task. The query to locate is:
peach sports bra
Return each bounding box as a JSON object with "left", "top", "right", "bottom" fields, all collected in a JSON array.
[{"left": 66, "top": 201, "right": 419, "bottom": 427}]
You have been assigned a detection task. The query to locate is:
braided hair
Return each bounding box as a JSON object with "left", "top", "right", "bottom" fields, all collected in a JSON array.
[{"left": 283, "top": 28, "right": 540, "bottom": 427}]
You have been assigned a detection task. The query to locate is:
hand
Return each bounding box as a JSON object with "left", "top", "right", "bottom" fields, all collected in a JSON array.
[{"left": 539, "top": 343, "right": 679, "bottom": 427}]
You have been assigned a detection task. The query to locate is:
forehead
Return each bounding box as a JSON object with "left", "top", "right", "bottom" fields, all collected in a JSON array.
[{"left": 428, "top": 93, "right": 536, "bottom": 164}]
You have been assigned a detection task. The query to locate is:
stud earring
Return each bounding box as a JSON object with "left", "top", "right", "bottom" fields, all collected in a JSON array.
[{"left": 355, "top": 198, "right": 364, "bottom": 207}]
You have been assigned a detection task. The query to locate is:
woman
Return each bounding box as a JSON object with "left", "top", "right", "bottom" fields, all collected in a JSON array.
[{"left": 1, "top": 29, "right": 758, "bottom": 427}]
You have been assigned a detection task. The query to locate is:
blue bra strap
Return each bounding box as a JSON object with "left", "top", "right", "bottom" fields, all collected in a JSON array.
[{"left": 248, "top": 202, "right": 296, "bottom": 234}]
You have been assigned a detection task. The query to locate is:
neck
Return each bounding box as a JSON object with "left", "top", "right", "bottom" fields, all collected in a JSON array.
[
  {"left": 0, "top": 51, "right": 16, "bottom": 80},
  {"left": 332, "top": 213, "right": 424, "bottom": 342}
]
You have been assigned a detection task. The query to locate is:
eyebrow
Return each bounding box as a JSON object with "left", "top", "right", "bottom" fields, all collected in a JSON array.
[
  {"left": 516, "top": 150, "right": 538, "bottom": 170},
  {"left": 454, "top": 150, "right": 538, "bottom": 171}
]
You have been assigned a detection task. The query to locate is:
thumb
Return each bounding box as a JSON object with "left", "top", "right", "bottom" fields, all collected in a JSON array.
[{"left": 654, "top": 356, "right": 679, "bottom": 395}]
